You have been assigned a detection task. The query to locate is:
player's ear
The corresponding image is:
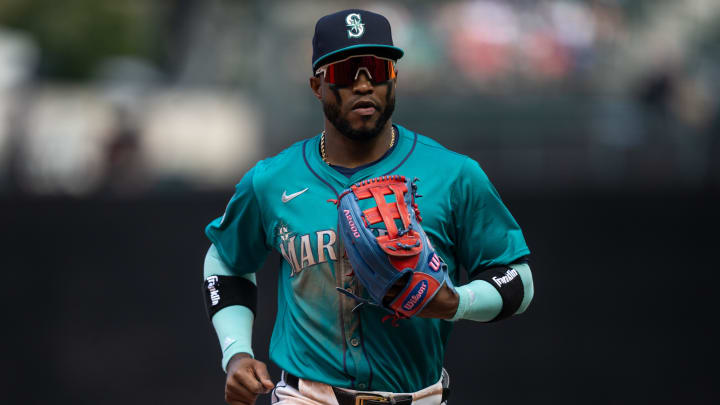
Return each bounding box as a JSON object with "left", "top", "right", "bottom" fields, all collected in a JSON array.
[{"left": 309, "top": 76, "right": 322, "bottom": 100}]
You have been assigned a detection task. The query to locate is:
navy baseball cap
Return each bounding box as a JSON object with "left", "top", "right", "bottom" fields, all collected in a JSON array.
[{"left": 312, "top": 9, "right": 404, "bottom": 71}]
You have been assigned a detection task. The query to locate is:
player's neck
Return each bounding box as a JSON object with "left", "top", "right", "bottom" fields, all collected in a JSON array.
[{"left": 323, "top": 122, "right": 394, "bottom": 168}]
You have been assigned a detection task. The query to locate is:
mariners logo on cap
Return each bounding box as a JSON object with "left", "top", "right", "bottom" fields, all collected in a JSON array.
[{"left": 346, "top": 13, "right": 364, "bottom": 38}]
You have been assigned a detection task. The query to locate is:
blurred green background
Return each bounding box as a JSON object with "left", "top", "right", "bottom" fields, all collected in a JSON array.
[{"left": 1, "top": 0, "right": 718, "bottom": 196}]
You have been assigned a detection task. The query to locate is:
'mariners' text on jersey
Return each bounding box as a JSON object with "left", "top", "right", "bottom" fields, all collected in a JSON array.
[{"left": 279, "top": 228, "right": 336, "bottom": 276}]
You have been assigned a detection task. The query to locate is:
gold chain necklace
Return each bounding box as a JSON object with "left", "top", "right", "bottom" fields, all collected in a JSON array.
[{"left": 320, "top": 126, "right": 395, "bottom": 166}]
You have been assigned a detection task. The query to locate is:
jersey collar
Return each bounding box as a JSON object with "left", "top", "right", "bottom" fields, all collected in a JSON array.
[{"left": 304, "top": 124, "right": 418, "bottom": 195}]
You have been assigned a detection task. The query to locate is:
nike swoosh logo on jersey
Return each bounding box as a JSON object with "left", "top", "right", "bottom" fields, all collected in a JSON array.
[{"left": 282, "top": 188, "right": 309, "bottom": 203}]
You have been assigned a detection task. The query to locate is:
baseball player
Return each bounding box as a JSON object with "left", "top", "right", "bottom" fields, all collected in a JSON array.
[{"left": 203, "top": 9, "right": 534, "bottom": 405}]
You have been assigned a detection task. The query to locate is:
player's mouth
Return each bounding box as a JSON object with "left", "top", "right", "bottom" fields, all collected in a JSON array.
[{"left": 351, "top": 100, "right": 377, "bottom": 116}]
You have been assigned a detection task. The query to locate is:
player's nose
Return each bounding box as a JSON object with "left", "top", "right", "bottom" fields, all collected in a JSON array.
[{"left": 352, "top": 71, "right": 373, "bottom": 94}]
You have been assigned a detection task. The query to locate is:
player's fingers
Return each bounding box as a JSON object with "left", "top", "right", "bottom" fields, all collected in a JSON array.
[
  {"left": 226, "top": 390, "right": 255, "bottom": 405},
  {"left": 225, "top": 380, "right": 257, "bottom": 404},
  {"left": 252, "top": 361, "right": 274, "bottom": 392},
  {"left": 232, "top": 366, "right": 266, "bottom": 394},
  {"left": 226, "top": 392, "right": 255, "bottom": 405},
  {"left": 227, "top": 396, "right": 256, "bottom": 405},
  {"left": 226, "top": 395, "right": 255, "bottom": 405},
  {"left": 227, "top": 369, "right": 258, "bottom": 394}
]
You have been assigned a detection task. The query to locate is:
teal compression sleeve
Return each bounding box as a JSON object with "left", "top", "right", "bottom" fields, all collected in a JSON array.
[
  {"left": 204, "top": 244, "right": 256, "bottom": 371},
  {"left": 515, "top": 262, "right": 534, "bottom": 314},
  {"left": 448, "top": 262, "right": 534, "bottom": 322}
]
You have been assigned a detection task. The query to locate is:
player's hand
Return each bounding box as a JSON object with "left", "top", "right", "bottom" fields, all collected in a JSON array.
[
  {"left": 385, "top": 282, "right": 459, "bottom": 319},
  {"left": 224, "top": 353, "right": 275, "bottom": 405}
]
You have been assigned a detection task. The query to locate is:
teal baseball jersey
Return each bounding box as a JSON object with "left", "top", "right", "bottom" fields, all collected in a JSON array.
[{"left": 205, "top": 124, "right": 530, "bottom": 393}]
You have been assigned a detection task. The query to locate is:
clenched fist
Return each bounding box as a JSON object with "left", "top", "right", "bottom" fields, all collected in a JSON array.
[{"left": 224, "top": 353, "right": 275, "bottom": 405}]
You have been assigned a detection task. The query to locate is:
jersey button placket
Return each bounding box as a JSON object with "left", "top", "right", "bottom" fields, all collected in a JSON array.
[{"left": 350, "top": 337, "right": 360, "bottom": 347}]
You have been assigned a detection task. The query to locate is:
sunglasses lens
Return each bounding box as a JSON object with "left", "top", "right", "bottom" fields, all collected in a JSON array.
[{"left": 322, "top": 56, "right": 395, "bottom": 86}]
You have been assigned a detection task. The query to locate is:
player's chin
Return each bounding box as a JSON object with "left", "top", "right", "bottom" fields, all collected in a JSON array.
[{"left": 349, "top": 122, "right": 379, "bottom": 138}]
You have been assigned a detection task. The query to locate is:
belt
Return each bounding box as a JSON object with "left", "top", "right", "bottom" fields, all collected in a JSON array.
[
  {"left": 332, "top": 387, "right": 413, "bottom": 405},
  {"left": 284, "top": 372, "right": 449, "bottom": 405}
]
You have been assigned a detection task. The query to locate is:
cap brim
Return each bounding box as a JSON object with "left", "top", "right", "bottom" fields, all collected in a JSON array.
[{"left": 313, "top": 44, "right": 404, "bottom": 70}]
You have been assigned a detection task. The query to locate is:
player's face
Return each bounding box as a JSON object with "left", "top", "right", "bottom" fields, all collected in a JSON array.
[{"left": 310, "top": 57, "right": 397, "bottom": 141}]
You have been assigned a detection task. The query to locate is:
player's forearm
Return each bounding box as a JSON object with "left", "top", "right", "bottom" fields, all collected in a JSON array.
[
  {"left": 448, "top": 262, "right": 534, "bottom": 322},
  {"left": 418, "top": 284, "right": 460, "bottom": 319},
  {"left": 212, "top": 306, "right": 255, "bottom": 370},
  {"left": 204, "top": 244, "right": 257, "bottom": 371}
]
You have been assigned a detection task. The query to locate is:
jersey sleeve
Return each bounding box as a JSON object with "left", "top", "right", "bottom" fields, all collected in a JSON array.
[
  {"left": 452, "top": 157, "right": 530, "bottom": 276},
  {"left": 205, "top": 165, "right": 270, "bottom": 274}
]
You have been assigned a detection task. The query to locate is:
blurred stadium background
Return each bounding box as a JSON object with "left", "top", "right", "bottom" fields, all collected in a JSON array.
[{"left": 1, "top": 1, "right": 718, "bottom": 404}]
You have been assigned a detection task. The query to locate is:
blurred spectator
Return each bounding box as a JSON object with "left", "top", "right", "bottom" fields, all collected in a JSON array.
[{"left": 97, "top": 107, "right": 146, "bottom": 196}]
